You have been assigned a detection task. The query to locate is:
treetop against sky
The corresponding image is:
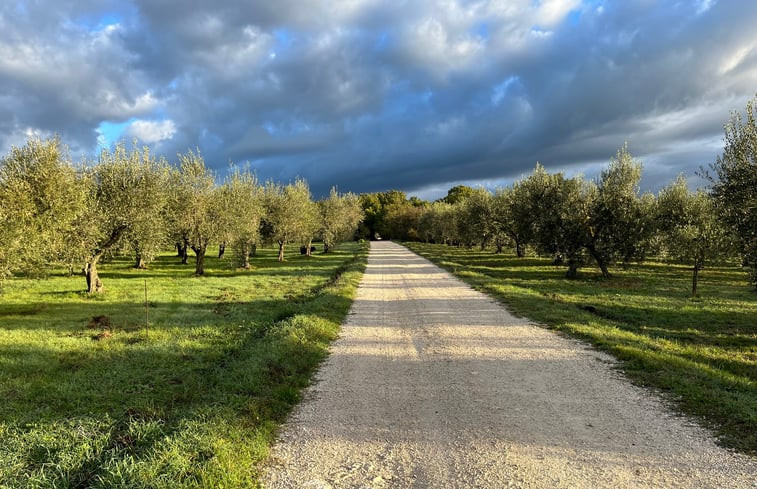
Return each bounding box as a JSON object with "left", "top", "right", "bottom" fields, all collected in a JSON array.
[{"left": 1, "top": 0, "right": 755, "bottom": 198}]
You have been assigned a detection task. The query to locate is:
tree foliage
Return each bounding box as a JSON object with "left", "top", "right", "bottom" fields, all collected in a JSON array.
[
  {"left": 220, "top": 167, "right": 265, "bottom": 269},
  {"left": 174, "top": 150, "right": 223, "bottom": 275},
  {"left": 586, "top": 144, "right": 651, "bottom": 277},
  {"left": 264, "top": 179, "right": 318, "bottom": 261},
  {"left": 319, "top": 188, "right": 363, "bottom": 253},
  {"left": 708, "top": 95, "right": 757, "bottom": 289},
  {"left": 83, "top": 142, "right": 171, "bottom": 292},
  {"left": 657, "top": 176, "right": 733, "bottom": 295},
  {"left": 0, "top": 137, "right": 85, "bottom": 280}
]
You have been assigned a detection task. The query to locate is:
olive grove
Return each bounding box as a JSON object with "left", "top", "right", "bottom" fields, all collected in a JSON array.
[{"left": 0, "top": 139, "right": 364, "bottom": 292}]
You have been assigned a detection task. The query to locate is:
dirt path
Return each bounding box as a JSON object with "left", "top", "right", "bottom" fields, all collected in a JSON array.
[{"left": 263, "top": 241, "right": 755, "bottom": 488}]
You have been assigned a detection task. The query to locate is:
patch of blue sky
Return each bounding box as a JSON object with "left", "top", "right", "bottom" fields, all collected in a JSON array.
[
  {"left": 374, "top": 31, "right": 390, "bottom": 51},
  {"left": 96, "top": 118, "right": 135, "bottom": 147},
  {"left": 263, "top": 122, "right": 278, "bottom": 135},
  {"left": 491, "top": 76, "right": 520, "bottom": 105},
  {"left": 273, "top": 28, "right": 295, "bottom": 49},
  {"left": 14, "top": 1, "right": 28, "bottom": 16},
  {"left": 71, "top": 11, "right": 123, "bottom": 31},
  {"left": 568, "top": 9, "right": 582, "bottom": 25},
  {"left": 471, "top": 22, "right": 489, "bottom": 40},
  {"left": 565, "top": 0, "right": 605, "bottom": 25}
]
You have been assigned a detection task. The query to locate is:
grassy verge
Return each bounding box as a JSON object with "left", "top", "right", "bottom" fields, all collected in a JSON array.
[
  {"left": 0, "top": 242, "right": 367, "bottom": 488},
  {"left": 405, "top": 242, "right": 756, "bottom": 454}
]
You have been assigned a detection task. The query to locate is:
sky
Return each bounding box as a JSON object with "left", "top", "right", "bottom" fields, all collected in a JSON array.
[{"left": 1, "top": 0, "right": 755, "bottom": 199}]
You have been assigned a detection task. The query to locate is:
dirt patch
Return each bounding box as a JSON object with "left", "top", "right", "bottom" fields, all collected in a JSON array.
[
  {"left": 91, "top": 330, "right": 112, "bottom": 341},
  {"left": 87, "top": 315, "right": 111, "bottom": 329}
]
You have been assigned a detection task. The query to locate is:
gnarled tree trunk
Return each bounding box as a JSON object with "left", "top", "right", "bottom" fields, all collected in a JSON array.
[
  {"left": 179, "top": 238, "right": 189, "bottom": 264},
  {"left": 566, "top": 259, "right": 580, "bottom": 279},
  {"left": 218, "top": 242, "right": 225, "bottom": 258},
  {"left": 192, "top": 241, "right": 208, "bottom": 275},
  {"left": 587, "top": 245, "right": 610, "bottom": 278},
  {"left": 515, "top": 241, "right": 525, "bottom": 258},
  {"left": 84, "top": 225, "right": 127, "bottom": 293},
  {"left": 278, "top": 240, "right": 285, "bottom": 261},
  {"left": 306, "top": 239, "right": 313, "bottom": 257},
  {"left": 85, "top": 256, "right": 104, "bottom": 293},
  {"left": 241, "top": 242, "right": 251, "bottom": 269},
  {"left": 134, "top": 254, "right": 146, "bottom": 269},
  {"left": 692, "top": 261, "right": 703, "bottom": 296}
]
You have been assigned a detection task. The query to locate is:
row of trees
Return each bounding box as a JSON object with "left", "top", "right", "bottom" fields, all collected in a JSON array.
[
  {"left": 0, "top": 141, "right": 363, "bottom": 293},
  {"left": 414, "top": 150, "right": 729, "bottom": 294},
  {"left": 360, "top": 97, "right": 756, "bottom": 294}
]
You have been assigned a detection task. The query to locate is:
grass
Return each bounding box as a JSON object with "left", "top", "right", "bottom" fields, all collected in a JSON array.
[
  {"left": 0, "top": 242, "right": 367, "bottom": 488},
  {"left": 405, "top": 242, "right": 757, "bottom": 455}
]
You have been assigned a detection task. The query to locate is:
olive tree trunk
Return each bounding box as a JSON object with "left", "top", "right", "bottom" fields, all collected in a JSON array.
[
  {"left": 566, "top": 259, "right": 580, "bottom": 279},
  {"left": 587, "top": 245, "right": 610, "bottom": 278},
  {"left": 191, "top": 241, "right": 208, "bottom": 275},
  {"left": 515, "top": 241, "right": 525, "bottom": 258},
  {"left": 241, "top": 242, "right": 251, "bottom": 269},
  {"left": 692, "top": 261, "right": 704, "bottom": 296},
  {"left": 179, "top": 238, "right": 189, "bottom": 265},
  {"left": 84, "top": 225, "right": 126, "bottom": 293},
  {"left": 278, "top": 241, "right": 285, "bottom": 262},
  {"left": 85, "top": 256, "right": 104, "bottom": 294}
]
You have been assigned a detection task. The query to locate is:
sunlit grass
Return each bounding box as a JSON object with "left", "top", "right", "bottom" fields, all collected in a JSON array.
[
  {"left": 0, "top": 243, "right": 367, "bottom": 487},
  {"left": 406, "top": 242, "right": 757, "bottom": 454}
]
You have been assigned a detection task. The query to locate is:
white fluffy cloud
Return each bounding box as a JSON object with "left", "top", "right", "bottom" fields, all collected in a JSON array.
[{"left": 126, "top": 119, "right": 177, "bottom": 144}]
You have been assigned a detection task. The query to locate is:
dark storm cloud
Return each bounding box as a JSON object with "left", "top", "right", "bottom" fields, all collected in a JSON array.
[{"left": 1, "top": 0, "right": 755, "bottom": 197}]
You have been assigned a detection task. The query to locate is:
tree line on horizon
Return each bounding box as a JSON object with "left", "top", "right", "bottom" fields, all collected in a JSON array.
[
  {"left": 357, "top": 97, "right": 757, "bottom": 295},
  {"left": 0, "top": 142, "right": 363, "bottom": 293},
  {"left": 2, "top": 97, "right": 754, "bottom": 295}
]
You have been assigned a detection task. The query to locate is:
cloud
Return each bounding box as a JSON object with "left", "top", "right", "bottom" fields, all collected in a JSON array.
[
  {"left": 0, "top": 0, "right": 755, "bottom": 199},
  {"left": 125, "top": 119, "right": 177, "bottom": 144}
]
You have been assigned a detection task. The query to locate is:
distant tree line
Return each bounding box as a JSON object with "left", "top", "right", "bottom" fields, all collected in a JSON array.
[
  {"left": 357, "top": 97, "right": 757, "bottom": 295},
  {"left": 2, "top": 96, "right": 754, "bottom": 295},
  {"left": 0, "top": 142, "right": 363, "bottom": 293}
]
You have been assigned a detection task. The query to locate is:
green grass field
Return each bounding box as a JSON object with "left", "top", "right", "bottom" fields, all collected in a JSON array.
[
  {"left": 405, "top": 242, "right": 757, "bottom": 454},
  {"left": 0, "top": 242, "right": 367, "bottom": 488}
]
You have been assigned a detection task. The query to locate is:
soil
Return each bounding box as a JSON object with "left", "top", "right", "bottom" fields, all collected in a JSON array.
[{"left": 263, "top": 241, "right": 756, "bottom": 488}]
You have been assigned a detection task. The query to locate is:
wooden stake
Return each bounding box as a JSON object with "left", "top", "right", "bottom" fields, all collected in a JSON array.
[{"left": 144, "top": 279, "right": 149, "bottom": 339}]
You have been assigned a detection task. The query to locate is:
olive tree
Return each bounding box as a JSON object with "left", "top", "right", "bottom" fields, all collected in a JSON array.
[
  {"left": 707, "top": 95, "right": 757, "bottom": 289},
  {"left": 82, "top": 142, "right": 170, "bottom": 292},
  {"left": 456, "top": 188, "right": 495, "bottom": 250},
  {"left": 319, "top": 188, "right": 363, "bottom": 253},
  {"left": 0, "top": 137, "right": 86, "bottom": 282},
  {"left": 657, "top": 176, "right": 734, "bottom": 295},
  {"left": 175, "top": 150, "right": 224, "bottom": 275},
  {"left": 586, "top": 145, "right": 650, "bottom": 277},
  {"left": 264, "top": 179, "right": 317, "bottom": 261},
  {"left": 419, "top": 201, "right": 459, "bottom": 245},
  {"left": 492, "top": 183, "right": 534, "bottom": 256},
  {"left": 523, "top": 165, "right": 593, "bottom": 278},
  {"left": 219, "top": 167, "right": 265, "bottom": 268}
]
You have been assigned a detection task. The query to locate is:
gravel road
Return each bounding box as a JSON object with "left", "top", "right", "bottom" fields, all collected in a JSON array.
[{"left": 263, "top": 241, "right": 756, "bottom": 488}]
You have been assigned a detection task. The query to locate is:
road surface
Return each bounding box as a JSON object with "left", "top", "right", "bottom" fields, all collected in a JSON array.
[{"left": 263, "top": 241, "right": 755, "bottom": 488}]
